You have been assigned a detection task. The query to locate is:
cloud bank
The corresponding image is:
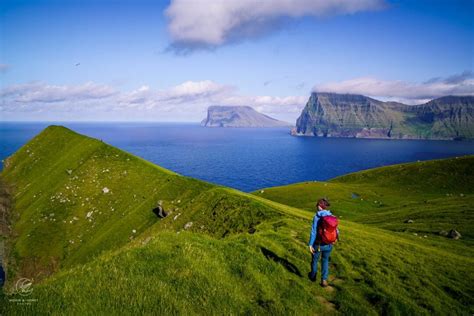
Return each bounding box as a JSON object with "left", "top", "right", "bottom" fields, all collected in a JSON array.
[
  {"left": 313, "top": 71, "right": 474, "bottom": 104},
  {"left": 165, "top": 0, "right": 386, "bottom": 51},
  {"left": 1, "top": 82, "right": 117, "bottom": 103},
  {"left": 1, "top": 80, "right": 306, "bottom": 121}
]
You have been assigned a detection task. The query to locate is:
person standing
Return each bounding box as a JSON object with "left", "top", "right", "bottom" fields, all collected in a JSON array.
[{"left": 308, "top": 198, "right": 339, "bottom": 287}]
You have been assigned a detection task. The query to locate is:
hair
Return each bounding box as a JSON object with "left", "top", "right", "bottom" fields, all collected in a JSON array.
[{"left": 317, "top": 198, "right": 330, "bottom": 210}]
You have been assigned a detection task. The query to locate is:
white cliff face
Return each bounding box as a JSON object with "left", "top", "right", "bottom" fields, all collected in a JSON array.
[{"left": 201, "top": 106, "right": 291, "bottom": 128}]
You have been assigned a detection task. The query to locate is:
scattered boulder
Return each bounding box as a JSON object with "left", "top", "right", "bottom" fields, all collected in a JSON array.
[
  {"left": 66, "top": 169, "right": 73, "bottom": 175},
  {"left": 102, "top": 187, "right": 110, "bottom": 194},
  {"left": 404, "top": 219, "right": 414, "bottom": 224},
  {"left": 439, "top": 230, "right": 448, "bottom": 237},
  {"left": 448, "top": 229, "right": 461, "bottom": 240},
  {"left": 184, "top": 222, "right": 193, "bottom": 230}
]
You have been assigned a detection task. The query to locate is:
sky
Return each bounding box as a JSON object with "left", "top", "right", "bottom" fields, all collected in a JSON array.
[{"left": 0, "top": 0, "right": 473, "bottom": 122}]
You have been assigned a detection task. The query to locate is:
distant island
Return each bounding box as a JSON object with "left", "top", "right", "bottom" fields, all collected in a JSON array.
[
  {"left": 292, "top": 93, "right": 474, "bottom": 140},
  {"left": 201, "top": 105, "right": 291, "bottom": 128}
]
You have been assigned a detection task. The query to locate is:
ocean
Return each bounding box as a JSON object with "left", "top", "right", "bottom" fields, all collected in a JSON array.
[{"left": 1, "top": 122, "right": 474, "bottom": 192}]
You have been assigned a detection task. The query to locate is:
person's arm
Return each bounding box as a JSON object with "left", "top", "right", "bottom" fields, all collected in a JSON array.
[{"left": 308, "top": 215, "right": 319, "bottom": 252}]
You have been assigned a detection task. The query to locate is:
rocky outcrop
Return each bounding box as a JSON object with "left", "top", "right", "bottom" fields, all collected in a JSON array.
[
  {"left": 201, "top": 106, "right": 291, "bottom": 128},
  {"left": 293, "top": 93, "right": 474, "bottom": 140}
]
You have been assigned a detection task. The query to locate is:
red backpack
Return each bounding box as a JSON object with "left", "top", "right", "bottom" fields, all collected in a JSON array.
[{"left": 317, "top": 215, "right": 339, "bottom": 244}]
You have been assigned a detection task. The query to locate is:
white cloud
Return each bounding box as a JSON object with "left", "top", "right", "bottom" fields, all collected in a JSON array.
[
  {"left": 313, "top": 71, "right": 474, "bottom": 104},
  {"left": 0, "top": 80, "right": 305, "bottom": 121},
  {"left": 1, "top": 81, "right": 117, "bottom": 103},
  {"left": 117, "top": 80, "right": 304, "bottom": 120},
  {"left": 165, "top": 0, "right": 386, "bottom": 50},
  {"left": 118, "top": 80, "right": 234, "bottom": 110}
]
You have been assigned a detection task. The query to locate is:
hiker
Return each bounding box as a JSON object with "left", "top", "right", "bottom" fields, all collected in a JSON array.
[{"left": 308, "top": 198, "right": 339, "bottom": 287}]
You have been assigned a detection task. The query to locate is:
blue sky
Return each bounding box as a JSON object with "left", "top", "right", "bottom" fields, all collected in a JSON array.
[{"left": 1, "top": 0, "right": 473, "bottom": 121}]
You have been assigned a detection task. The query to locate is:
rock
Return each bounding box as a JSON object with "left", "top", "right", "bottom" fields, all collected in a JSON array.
[
  {"left": 142, "top": 237, "right": 152, "bottom": 245},
  {"left": 448, "top": 229, "right": 461, "bottom": 240},
  {"left": 102, "top": 187, "right": 110, "bottom": 194},
  {"left": 86, "top": 211, "right": 93, "bottom": 218},
  {"left": 184, "top": 222, "right": 193, "bottom": 230},
  {"left": 351, "top": 193, "right": 360, "bottom": 199},
  {"left": 66, "top": 169, "right": 73, "bottom": 175},
  {"left": 439, "top": 230, "right": 448, "bottom": 237},
  {"left": 201, "top": 105, "right": 291, "bottom": 128},
  {"left": 404, "top": 219, "right": 414, "bottom": 223},
  {"left": 152, "top": 205, "right": 168, "bottom": 218},
  {"left": 260, "top": 190, "right": 264, "bottom": 194},
  {"left": 132, "top": 229, "right": 136, "bottom": 234},
  {"left": 294, "top": 93, "right": 474, "bottom": 140}
]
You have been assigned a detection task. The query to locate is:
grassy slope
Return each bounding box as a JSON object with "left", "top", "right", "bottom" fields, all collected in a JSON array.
[
  {"left": 254, "top": 156, "right": 474, "bottom": 243},
  {"left": 1, "top": 126, "right": 473, "bottom": 315},
  {"left": 0, "top": 126, "right": 282, "bottom": 279}
]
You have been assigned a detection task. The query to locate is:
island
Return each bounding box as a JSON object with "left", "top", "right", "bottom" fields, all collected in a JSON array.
[
  {"left": 201, "top": 105, "right": 291, "bottom": 128},
  {"left": 293, "top": 93, "right": 474, "bottom": 140}
]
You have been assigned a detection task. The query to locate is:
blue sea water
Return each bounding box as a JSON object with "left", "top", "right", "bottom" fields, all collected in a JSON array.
[{"left": 1, "top": 122, "right": 474, "bottom": 192}]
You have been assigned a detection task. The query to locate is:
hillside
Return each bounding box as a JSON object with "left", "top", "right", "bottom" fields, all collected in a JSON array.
[
  {"left": 1, "top": 126, "right": 473, "bottom": 315},
  {"left": 254, "top": 156, "right": 474, "bottom": 243},
  {"left": 201, "top": 105, "right": 291, "bottom": 127},
  {"left": 293, "top": 93, "right": 474, "bottom": 139},
  {"left": 0, "top": 126, "right": 284, "bottom": 280}
]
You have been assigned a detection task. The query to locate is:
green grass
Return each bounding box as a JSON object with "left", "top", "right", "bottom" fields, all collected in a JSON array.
[
  {"left": 1, "top": 126, "right": 282, "bottom": 280},
  {"left": 254, "top": 157, "right": 474, "bottom": 245},
  {"left": 1, "top": 126, "right": 473, "bottom": 315}
]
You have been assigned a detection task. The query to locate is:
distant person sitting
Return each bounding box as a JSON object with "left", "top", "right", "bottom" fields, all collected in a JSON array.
[{"left": 308, "top": 198, "right": 339, "bottom": 287}]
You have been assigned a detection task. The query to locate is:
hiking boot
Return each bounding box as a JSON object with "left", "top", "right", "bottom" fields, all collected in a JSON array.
[
  {"left": 320, "top": 280, "right": 328, "bottom": 287},
  {"left": 308, "top": 272, "right": 316, "bottom": 282}
]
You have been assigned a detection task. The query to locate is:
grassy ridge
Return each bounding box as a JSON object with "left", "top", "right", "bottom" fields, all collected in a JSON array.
[
  {"left": 1, "top": 126, "right": 473, "bottom": 315},
  {"left": 1, "top": 126, "right": 281, "bottom": 281}
]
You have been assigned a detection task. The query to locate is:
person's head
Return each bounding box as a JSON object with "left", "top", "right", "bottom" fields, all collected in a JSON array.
[{"left": 316, "top": 198, "right": 330, "bottom": 211}]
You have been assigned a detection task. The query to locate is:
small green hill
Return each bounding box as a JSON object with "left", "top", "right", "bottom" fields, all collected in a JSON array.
[{"left": 1, "top": 126, "right": 473, "bottom": 315}]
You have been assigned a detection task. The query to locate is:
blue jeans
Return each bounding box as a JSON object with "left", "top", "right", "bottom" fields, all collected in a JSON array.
[{"left": 310, "top": 244, "right": 333, "bottom": 281}]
